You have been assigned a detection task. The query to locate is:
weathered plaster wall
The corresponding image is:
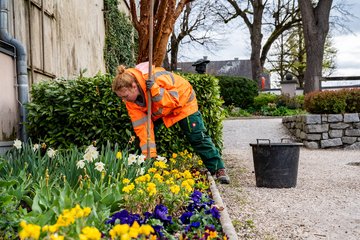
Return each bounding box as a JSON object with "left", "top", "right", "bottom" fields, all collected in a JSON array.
[
  {"left": 0, "top": 53, "right": 18, "bottom": 141},
  {"left": 9, "top": 0, "right": 130, "bottom": 83}
]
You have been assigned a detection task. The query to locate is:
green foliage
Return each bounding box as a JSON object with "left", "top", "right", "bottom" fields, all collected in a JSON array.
[
  {"left": 224, "top": 93, "right": 306, "bottom": 117},
  {"left": 304, "top": 89, "right": 360, "bottom": 114},
  {"left": 0, "top": 143, "right": 155, "bottom": 234},
  {"left": 26, "top": 73, "right": 225, "bottom": 157},
  {"left": 0, "top": 168, "right": 28, "bottom": 239},
  {"left": 257, "top": 105, "right": 306, "bottom": 116},
  {"left": 223, "top": 105, "right": 252, "bottom": 118},
  {"left": 253, "top": 93, "right": 278, "bottom": 109},
  {"left": 104, "top": 0, "right": 136, "bottom": 75},
  {"left": 26, "top": 74, "right": 134, "bottom": 150},
  {"left": 276, "top": 94, "right": 304, "bottom": 109},
  {"left": 216, "top": 75, "right": 258, "bottom": 108},
  {"left": 0, "top": 142, "right": 221, "bottom": 239}
]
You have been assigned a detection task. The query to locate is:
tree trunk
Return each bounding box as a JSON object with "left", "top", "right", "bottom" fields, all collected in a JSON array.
[
  {"left": 129, "top": 0, "right": 190, "bottom": 67},
  {"left": 299, "top": 0, "right": 333, "bottom": 94},
  {"left": 250, "top": 0, "right": 264, "bottom": 87},
  {"left": 162, "top": 51, "right": 170, "bottom": 70},
  {"left": 170, "top": 32, "right": 179, "bottom": 71}
]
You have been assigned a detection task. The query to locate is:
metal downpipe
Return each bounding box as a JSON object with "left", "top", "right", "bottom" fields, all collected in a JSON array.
[{"left": 0, "top": 0, "right": 29, "bottom": 141}]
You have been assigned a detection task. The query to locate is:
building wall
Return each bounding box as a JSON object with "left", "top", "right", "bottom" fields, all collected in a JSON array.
[
  {"left": 8, "top": 0, "right": 130, "bottom": 84},
  {"left": 0, "top": 0, "right": 130, "bottom": 145},
  {"left": 0, "top": 52, "right": 18, "bottom": 141}
]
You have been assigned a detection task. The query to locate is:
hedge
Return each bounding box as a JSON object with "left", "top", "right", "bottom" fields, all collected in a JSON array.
[
  {"left": 26, "top": 73, "right": 225, "bottom": 157},
  {"left": 304, "top": 88, "right": 360, "bottom": 114}
]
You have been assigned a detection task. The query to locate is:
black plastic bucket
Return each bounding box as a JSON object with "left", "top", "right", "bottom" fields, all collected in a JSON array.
[{"left": 249, "top": 139, "right": 302, "bottom": 188}]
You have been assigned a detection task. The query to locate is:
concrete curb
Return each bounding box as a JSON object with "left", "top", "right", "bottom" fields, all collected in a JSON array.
[{"left": 207, "top": 172, "right": 238, "bottom": 240}]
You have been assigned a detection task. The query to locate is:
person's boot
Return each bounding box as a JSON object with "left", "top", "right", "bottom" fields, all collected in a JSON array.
[{"left": 215, "top": 168, "right": 230, "bottom": 184}]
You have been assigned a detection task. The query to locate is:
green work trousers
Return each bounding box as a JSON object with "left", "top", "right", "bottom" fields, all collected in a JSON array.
[{"left": 177, "top": 111, "right": 224, "bottom": 174}]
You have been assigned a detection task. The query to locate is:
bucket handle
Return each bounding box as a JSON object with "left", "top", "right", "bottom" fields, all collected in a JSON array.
[{"left": 256, "top": 139, "right": 271, "bottom": 147}]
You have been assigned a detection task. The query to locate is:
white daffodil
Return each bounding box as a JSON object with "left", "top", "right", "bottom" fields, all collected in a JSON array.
[
  {"left": 76, "top": 160, "right": 86, "bottom": 169},
  {"left": 94, "top": 162, "right": 105, "bottom": 172},
  {"left": 83, "top": 145, "right": 99, "bottom": 162},
  {"left": 139, "top": 167, "right": 145, "bottom": 175},
  {"left": 47, "top": 148, "right": 57, "bottom": 158},
  {"left": 156, "top": 155, "right": 167, "bottom": 163},
  {"left": 137, "top": 154, "right": 146, "bottom": 165},
  {"left": 83, "top": 151, "right": 94, "bottom": 163},
  {"left": 127, "top": 154, "right": 137, "bottom": 165},
  {"left": 32, "top": 143, "right": 40, "bottom": 152},
  {"left": 13, "top": 139, "right": 22, "bottom": 150}
]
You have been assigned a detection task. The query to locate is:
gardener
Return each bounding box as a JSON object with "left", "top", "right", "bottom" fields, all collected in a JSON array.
[{"left": 112, "top": 63, "right": 230, "bottom": 184}]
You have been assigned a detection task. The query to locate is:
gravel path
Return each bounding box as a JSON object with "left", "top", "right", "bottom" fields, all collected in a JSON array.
[{"left": 217, "top": 117, "right": 360, "bottom": 240}]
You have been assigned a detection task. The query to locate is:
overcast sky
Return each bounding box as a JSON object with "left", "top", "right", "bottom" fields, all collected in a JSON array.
[{"left": 179, "top": 0, "right": 360, "bottom": 77}]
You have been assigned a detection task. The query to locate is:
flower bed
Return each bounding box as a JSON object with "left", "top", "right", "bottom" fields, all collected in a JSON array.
[{"left": 0, "top": 140, "right": 228, "bottom": 240}]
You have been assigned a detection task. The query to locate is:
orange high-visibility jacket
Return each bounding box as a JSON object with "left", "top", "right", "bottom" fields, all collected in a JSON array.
[{"left": 125, "top": 67, "right": 198, "bottom": 157}]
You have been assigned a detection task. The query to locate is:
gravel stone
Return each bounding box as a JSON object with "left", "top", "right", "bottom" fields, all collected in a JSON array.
[{"left": 218, "top": 117, "right": 360, "bottom": 240}]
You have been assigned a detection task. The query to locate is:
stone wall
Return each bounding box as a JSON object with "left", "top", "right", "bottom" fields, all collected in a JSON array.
[{"left": 282, "top": 114, "right": 360, "bottom": 150}]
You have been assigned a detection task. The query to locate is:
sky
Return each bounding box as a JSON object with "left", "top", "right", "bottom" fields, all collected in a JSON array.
[{"left": 179, "top": 0, "right": 360, "bottom": 78}]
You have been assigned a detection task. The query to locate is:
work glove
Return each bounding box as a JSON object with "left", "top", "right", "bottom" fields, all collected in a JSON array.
[{"left": 146, "top": 79, "right": 155, "bottom": 90}]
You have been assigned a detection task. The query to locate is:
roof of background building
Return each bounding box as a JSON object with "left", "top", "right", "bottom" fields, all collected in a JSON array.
[{"left": 178, "top": 57, "right": 253, "bottom": 79}]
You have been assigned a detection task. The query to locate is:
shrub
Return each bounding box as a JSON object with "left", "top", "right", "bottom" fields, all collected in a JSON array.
[
  {"left": 26, "top": 73, "right": 225, "bottom": 157},
  {"left": 253, "top": 93, "right": 278, "bottom": 110},
  {"left": 304, "top": 88, "right": 360, "bottom": 114},
  {"left": 26, "top": 74, "right": 132, "bottom": 150},
  {"left": 276, "top": 94, "right": 304, "bottom": 109},
  {"left": 216, "top": 76, "right": 258, "bottom": 108}
]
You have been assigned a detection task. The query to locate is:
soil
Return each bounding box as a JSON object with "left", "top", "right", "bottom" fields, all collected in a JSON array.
[{"left": 217, "top": 118, "right": 360, "bottom": 240}]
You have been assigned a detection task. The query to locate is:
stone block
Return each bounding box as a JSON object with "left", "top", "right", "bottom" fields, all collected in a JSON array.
[
  {"left": 327, "top": 114, "right": 343, "bottom": 122},
  {"left": 329, "top": 130, "right": 343, "bottom": 138},
  {"left": 295, "top": 122, "right": 303, "bottom": 129},
  {"left": 343, "top": 113, "right": 360, "bottom": 123},
  {"left": 345, "top": 129, "right": 360, "bottom": 137},
  {"left": 322, "top": 133, "right": 329, "bottom": 140},
  {"left": 342, "top": 137, "right": 357, "bottom": 144},
  {"left": 321, "top": 115, "right": 328, "bottom": 122},
  {"left": 304, "top": 141, "right": 319, "bottom": 149},
  {"left": 305, "top": 124, "right": 329, "bottom": 133},
  {"left": 306, "top": 134, "right": 322, "bottom": 141},
  {"left": 305, "top": 115, "right": 321, "bottom": 124},
  {"left": 344, "top": 142, "right": 360, "bottom": 150},
  {"left": 320, "top": 138, "right": 343, "bottom": 148},
  {"left": 300, "top": 131, "right": 307, "bottom": 139},
  {"left": 329, "top": 123, "right": 350, "bottom": 129}
]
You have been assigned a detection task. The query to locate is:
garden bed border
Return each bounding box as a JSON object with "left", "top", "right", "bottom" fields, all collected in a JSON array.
[{"left": 208, "top": 173, "right": 238, "bottom": 240}]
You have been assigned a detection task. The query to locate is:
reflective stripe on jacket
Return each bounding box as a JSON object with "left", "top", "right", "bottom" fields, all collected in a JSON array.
[{"left": 125, "top": 67, "right": 198, "bottom": 157}]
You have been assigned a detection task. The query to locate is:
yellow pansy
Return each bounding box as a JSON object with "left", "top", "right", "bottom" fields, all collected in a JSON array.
[
  {"left": 139, "top": 225, "right": 155, "bottom": 235},
  {"left": 80, "top": 226, "right": 101, "bottom": 240},
  {"left": 19, "top": 221, "right": 41, "bottom": 240},
  {"left": 170, "top": 185, "right": 180, "bottom": 194},
  {"left": 122, "top": 178, "right": 130, "bottom": 184},
  {"left": 122, "top": 183, "right": 135, "bottom": 193}
]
